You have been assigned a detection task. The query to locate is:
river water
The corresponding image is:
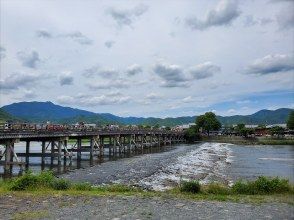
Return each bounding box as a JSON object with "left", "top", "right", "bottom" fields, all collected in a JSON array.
[
  {"left": 136, "top": 143, "right": 294, "bottom": 190},
  {"left": 1, "top": 142, "right": 293, "bottom": 190}
]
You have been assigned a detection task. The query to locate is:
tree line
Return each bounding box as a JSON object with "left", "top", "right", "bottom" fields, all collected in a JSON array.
[{"left": 185, "top": 111, "right": 294, "bottom": 142}]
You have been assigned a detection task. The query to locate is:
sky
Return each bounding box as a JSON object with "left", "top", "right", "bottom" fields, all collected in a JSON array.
[{"left": 0, "top": 0, "right": 293, "bottom": 118}]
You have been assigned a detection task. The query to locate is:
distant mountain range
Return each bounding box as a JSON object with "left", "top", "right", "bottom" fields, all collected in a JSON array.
[{"left": 0, "top": 101, "right": 293, "bottom": 126}]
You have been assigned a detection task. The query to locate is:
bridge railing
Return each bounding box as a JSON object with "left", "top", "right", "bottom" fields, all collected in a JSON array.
[{"left": 0, "top": 128, "right": 184, "bottom": 140}]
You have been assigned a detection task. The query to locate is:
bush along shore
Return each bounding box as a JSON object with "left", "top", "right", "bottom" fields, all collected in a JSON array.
[{"left": 0, "top": 171, "right": 293, "bottom": 204}]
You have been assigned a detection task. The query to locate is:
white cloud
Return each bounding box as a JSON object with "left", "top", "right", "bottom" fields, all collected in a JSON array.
[
  {"left": 153, "top": 61, "right": 189, "bottom": 87},
  {"left": 246, "top": 54, "right": 294, "bottom": 75},
  {"left": 87, "top": 78, "right": 130, "bottom": 90},
  {"left": 83, "top": 66, "right": 119, "bottom": 78},
  {"left": 57, "top": 92, "right": 131, "bottom": 106},
  {"left": 182, "top": 96, "right": 193, "bottom": 103},
  {"left": 228, "top": 108, "right": 236, "bottom": 114},
  {"left": 126, "top": 64, "right": 142, "bottom": 76},
  {"left": 186, "top": 0, "right": 241, "bottom": 30},
  {"left": 190, "top": 62, "right": 221, "bottom": 79},
  {"left": 59, "top": 72, "right": 74, "bottom": 86},
  {"left": 107, "top": 4, "right": 148, "bottom": 28},
  {"left": 36, "top": 29, "right": 52, "bottom": 38},
  {"left": 145, "top": 92, "right": 163, "bottom": 100},
  {"left": 36, "top": 30, "right": 93, "bottom": 45},
  {"left": 17, "top": 50, "right": 40, "bottom": 69},
  {"left": 0, "top": 72, "right": 43, "bottom": 91}
]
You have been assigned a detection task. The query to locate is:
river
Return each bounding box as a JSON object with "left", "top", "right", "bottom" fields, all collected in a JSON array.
[{"left": 1, "top": 142, "right": 293, "bottom": 190}]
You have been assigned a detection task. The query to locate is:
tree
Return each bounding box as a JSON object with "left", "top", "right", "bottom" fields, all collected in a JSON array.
[
  {"left": 184, "top": 125, "right": 200, "bottom": 142},
  {"left": 287, "top": 111, "right": 294, "bottom": 129},
  {"left": 270, "top": 126, "right": 285, "bottom": 137},
  {"left": 236, "top": 123, "right": 245, "bottom": 131},
  {"left": 240, "top": 127, "right": 254, "bottom": 137},
  {"left": 196, "top": 112, "right": 221, "bottom": 136},
  {"left": 235, "top": 123, "right": 245, "bottom": 136}
]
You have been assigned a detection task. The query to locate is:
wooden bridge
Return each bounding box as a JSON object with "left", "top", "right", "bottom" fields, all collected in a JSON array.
[{"left": 0, "top": 129, "right": 185, "bottom": 174}]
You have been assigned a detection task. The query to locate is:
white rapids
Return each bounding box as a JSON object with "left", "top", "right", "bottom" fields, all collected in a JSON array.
[{"left": 137, "top": 143, "right": 233, "bottom": 191}]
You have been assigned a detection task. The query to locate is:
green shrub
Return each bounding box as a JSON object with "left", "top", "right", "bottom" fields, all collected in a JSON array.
[
  {"left": 9, "top": 171, "right": 56, "bottom": 191},
  {"left": 232, "top": 176, "right": 291, "bottom": 195},
  {"left": 73, "top": 182, "right": 92, "bottom": 191},
  {"left": 206, "top": 183, "right": 231, "bottom": 195},
  {"left": 37, "top": 171, "right": 55, "bottom": 186},
  {"left": 9, "top": 172, "right": 39, "bottom": 191},
  {"left": 180, "top": 180, "right": 201, "bottom": 193},
  {"left": 51, "top": 179, "right": 71, "bottom": 190},
  {"left": 232, "top": 180, "right": 251, "bottom": 194}
]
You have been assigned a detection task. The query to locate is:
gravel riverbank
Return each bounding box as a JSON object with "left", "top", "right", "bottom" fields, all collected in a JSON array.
[{"left": 1, "top": 194, "right": 293, "bottom": 220}]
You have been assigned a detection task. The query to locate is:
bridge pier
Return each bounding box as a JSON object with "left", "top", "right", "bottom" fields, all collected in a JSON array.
[
  {"left": 41, "top": 141, "right": 46, "bottom": 166},
  {"left": 51, "top": 141, "right": 55, "bottom": 166},
  {"left": 25, "top": 141, "right": 30, "bottom": 168},
  {"left": 4, "top": 141, "right": 12, "bottom": 173}
]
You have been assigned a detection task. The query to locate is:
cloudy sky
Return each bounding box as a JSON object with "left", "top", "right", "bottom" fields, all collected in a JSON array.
[{"left": 0, "top": 0, "right": 293, "bottom": 117}]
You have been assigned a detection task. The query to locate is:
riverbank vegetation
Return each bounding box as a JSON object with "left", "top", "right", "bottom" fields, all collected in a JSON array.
[
  {"left": 0, "top": 171, "right": 293, "bottom": 204},
  {"left": 184, "top": 110, "right": 294, "bottom": 145}
]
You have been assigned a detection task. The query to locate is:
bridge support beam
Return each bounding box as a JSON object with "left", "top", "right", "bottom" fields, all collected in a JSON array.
[
  {"left": 41, "top": 141, "right": 46, "bottom": 167},
  {"left": 77, "top": 138, "right": 82, "bottom": 162},
  {"left": 25, "top": 141, "right": 30, "bottom": 168}
]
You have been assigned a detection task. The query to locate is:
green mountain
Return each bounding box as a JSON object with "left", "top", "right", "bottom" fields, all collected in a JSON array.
[
  {"left": 218, "top": 108, "right": 292, "bottom": 125},
  {"left": 0, "top": 108, "right": 21, "bottom": 123},
  {"left": 1, "top": 101, "right": 292, "bottom": 126}
]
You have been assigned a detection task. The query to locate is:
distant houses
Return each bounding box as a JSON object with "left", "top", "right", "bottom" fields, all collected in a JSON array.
[
  {"left": 172, "top": 123, "right": 196, "bottom": 132},
  {"left": 171, "top": 122, "right": 293, "bottom": 138}
]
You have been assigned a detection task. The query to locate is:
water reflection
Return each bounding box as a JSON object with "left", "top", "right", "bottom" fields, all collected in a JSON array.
[{"left": 0, "top": 141, "right": 173, "bottom": 179}]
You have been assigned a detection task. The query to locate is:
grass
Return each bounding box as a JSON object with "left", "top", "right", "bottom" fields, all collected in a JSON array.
[{"left": 0, "top": 172, "right": 293, "bottom": 204}]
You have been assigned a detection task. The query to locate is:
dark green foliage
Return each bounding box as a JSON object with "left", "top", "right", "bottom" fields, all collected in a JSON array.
[
  {"left": 287, "top": 111, "right": 294, "bottom": 129},
  {"left": 180, "top": 181, "right": 201, "bottom": 193},
  {"left": 10, "top": 172, "right": 39, "bottom": 191},
  {"left": 50, "top": 179, "right": 71, "bottom": 190},
  {"left": 234, "top": 124, "right": 254, "bottom": 137},
  {"left": 9, "top": 171, "right": 54, "bottom": 191},
  {"left": 184, "top": 125, "right": 200, "bottom": 142},
  {"left": 270, "top": 126, "right": 285, "bottom": 137},
  {"left": 232, "top": 176, "right": 291, "bottom": 195},
  {"left": 196, "top": 112, "right": 221, "bottom": 135},
  {"left": 9, "top": 171, "right": 70, "bottom": 191}
]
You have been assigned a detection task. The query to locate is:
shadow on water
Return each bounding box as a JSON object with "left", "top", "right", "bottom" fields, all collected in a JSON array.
[{"left": 0, "top": 143, "right": 175, "bottom": 179}]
